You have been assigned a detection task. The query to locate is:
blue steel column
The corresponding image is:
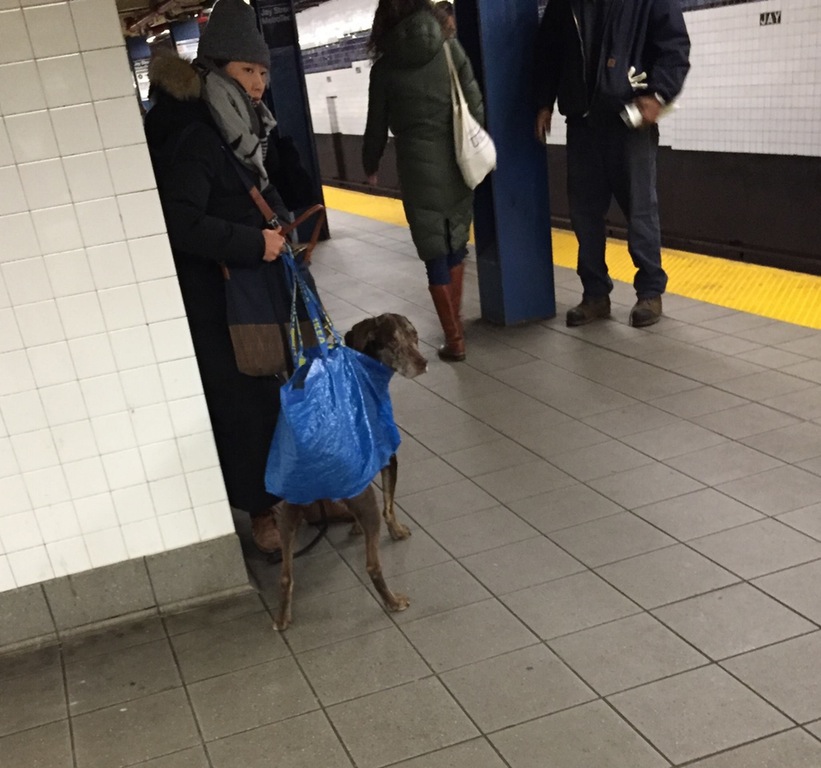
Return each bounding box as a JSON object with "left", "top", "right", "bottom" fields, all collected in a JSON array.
[
  {"left": 456, "top": 0, "right": 555, "bottom": 325},
  {"left": 255, "top": 0, "right": 328, "bottom": 240}
]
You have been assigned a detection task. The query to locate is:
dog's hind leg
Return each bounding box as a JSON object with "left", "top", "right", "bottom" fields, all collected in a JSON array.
[
  {"left": 346, "top": 486, "right": 410, "bottom": 613},
  {"left": 273, "top": 502, "right": 303, "bottom": 631},
  {"left": 381, "top": 454, "right": 410, "bottom": 540}
]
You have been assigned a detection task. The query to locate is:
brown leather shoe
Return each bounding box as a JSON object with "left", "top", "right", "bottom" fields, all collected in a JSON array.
[
  {"left": 251, "top": 511, "right": 281, "bottom": 553},
  {"left": 566, "top": 296, "right": 611, "bottom": 327},
  {"left": 630, "top": 296, "right": 662, "bottom": 327}
]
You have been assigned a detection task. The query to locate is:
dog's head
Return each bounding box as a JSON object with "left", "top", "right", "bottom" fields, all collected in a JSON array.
[{"left": 345, "top": 313, "right": 428, "bottom": 379}]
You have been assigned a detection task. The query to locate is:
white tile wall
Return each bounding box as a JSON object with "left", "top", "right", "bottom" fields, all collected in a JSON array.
[{"left": 0, "top": 0, "right": 233, "bottom": 592}]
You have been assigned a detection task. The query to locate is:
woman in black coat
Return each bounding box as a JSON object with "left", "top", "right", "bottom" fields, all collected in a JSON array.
[{"left": 144, "top": 0, "right": 299, "bottom": 552}]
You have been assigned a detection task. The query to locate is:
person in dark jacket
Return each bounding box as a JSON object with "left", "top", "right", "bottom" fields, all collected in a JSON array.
[
  {"left": 144, "top": 0, "right": 297, "bottom": 553},
  {"left": 363, "top": 0, "right": 485, "bottom": 362},
  {"left": 534, "top": 0, "right": 690, "bottom": 327}
]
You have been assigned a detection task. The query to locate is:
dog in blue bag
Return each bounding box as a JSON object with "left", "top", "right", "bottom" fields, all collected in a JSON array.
[{"left": 266, "top": 250, "right": 427, "bottom": 630}]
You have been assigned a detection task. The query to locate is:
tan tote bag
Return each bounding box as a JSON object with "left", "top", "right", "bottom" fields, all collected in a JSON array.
[{"left": 443, "top": 41, "right": 497, "bottom": 190}]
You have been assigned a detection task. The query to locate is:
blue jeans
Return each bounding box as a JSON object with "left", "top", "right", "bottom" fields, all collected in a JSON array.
[{"left": 566, "top": 114, "right": 667, "bottom": 300}]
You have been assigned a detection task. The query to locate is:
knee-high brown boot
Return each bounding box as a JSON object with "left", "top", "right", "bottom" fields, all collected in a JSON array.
[
  {"left": 449, "top": 262, "right": 465, "bottom": 325},
  {"left": 429, "top": 284, "right": 466, "bottom": 362}
]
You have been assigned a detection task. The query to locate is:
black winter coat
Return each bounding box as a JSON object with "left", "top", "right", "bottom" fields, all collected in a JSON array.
[
  {"left": 144, "top": 56, "right": 300, "bottom": 515},
  {"left": 534, "top": 0, "right": 690, "bottom": 117}
]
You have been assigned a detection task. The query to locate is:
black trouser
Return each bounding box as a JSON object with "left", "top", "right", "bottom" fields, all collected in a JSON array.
[{"left": 566, "top": 113, "right": 667, "bottom": 300}]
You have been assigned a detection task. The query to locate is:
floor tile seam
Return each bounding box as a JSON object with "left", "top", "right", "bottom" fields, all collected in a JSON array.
[
  {"left": 160, "top": 601, "right": 270, "bottom": 641},
  {"left": 545, "top": 527, "right": 677, "bottom": 571},
  {"left": 381, "top": 736, "right": 514, "bottom": 768},
  {"left": 708, "top": 626, "right": 821, "bottom": 668},
  {"left": 62, "top": 631, "right": 177, "bottom": 673},
  {"left": 773, "top": 513, "right": 821, "bottom": 544},
  {"left": 57, "top": 639, "right": 79, "bottom": 768},
  {"left": 653, "top": 447, "right": 788, "bottom": 488},
  {"left": 0, "top": 714, "right": 70, "bottom": 746},
  {"left": 121, "top": 746, "right": 213, "bottom": 768},
  {"left": 739, "top": 576, "right": 821, "bottom": 632},
  {"left": 545, "top": 632, "right": 713, "bottom": 700},
  {"left": 802, "top": 723, "right": 821, "bottom": 745},
  {"left": 67, "top": 678, "right": 187, "bottom": 720},
  {"left": 673, "top": 727, "right": 812, "bottom": 767}
]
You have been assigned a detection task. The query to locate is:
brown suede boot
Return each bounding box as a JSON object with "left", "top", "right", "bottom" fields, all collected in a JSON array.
[
  {"left": 630, "top": 296, "right": 662, "bottom": 327},
  {"left": 566, "top": 296, "right": 611, "bottom": 327},
  {"left": 429, "top": 284, "right": 466, "bottom": 361},
  {"left": 251, "top": 510, "right": 281, "bottom": 553}
]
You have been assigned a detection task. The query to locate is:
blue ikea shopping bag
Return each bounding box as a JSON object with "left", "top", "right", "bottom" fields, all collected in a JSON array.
[{"left": 264, "top": 250, "right": 401, "bottom": 504}]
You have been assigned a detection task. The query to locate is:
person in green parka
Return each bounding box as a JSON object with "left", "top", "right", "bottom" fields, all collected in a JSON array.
[{"left": 363, "top": 0, "right": 485, "bottom": 362}]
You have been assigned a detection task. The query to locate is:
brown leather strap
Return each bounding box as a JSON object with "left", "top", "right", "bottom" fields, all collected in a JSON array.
[
  {"left": 248, "top": 185, "right": 278, "bottom": 226},
  {"left": 280, "top": 204, "right": 326, "bottom": 264}
]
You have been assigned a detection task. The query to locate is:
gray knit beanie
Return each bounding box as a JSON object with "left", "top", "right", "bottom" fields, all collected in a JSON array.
[{"left": 197, "top": 0, "right": 270, "bottom": 68}]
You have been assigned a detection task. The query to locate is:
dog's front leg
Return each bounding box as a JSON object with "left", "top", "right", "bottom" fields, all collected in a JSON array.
[
  {"left": 346, "top": 486, "right": 410, "bottom": 613},
  {"left": 273, "top": 502, "right": 303, "bottom": 631},
  {"left": 381, "top": 454, "right": 410, "bottom": 540}
]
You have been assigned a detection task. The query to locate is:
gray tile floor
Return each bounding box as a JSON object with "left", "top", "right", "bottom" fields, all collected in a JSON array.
[{"left": 3, "top": 209, "right": 821, "bottom": 767}]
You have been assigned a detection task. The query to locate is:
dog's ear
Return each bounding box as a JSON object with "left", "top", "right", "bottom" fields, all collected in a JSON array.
[{"left": 344, "top": 317, "right": 379, "bottom": 351}]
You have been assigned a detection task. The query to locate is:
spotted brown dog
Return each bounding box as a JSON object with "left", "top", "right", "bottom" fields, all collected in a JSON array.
[{"left": 273, "top": 313, "right": 427, "bottom": 631}]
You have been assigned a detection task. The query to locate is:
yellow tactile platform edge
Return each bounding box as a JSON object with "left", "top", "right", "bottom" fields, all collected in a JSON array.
[{"left": 323, "top": 186, "right": 821, "bottom": 330}]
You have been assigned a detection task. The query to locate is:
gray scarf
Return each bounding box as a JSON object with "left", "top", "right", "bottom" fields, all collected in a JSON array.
[{"left": 196, "top": 58, "right": 277, "bottom": 189}]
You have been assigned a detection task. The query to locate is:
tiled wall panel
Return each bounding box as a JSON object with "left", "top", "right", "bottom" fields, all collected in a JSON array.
[{"left": 0, "top": 0, "right": 235, "bottom": 592}]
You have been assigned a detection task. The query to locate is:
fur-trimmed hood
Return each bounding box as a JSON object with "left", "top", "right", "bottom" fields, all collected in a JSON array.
[{"left": 148, "top": 54, "right": 201, "bottom": 101}]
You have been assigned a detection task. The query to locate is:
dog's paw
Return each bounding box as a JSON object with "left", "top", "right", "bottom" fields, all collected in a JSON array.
[
  {"left": 387, "top": 593, "right": 410, "bottom": 613},
  {"left": 348, "top": 521, "right": 364, "bottom": 536},
  {"left": 387, "top": 522, "right": 412, "bottom": 540},
  {"left": 273, "top": 616, "right": 290, "bottom": 632}
]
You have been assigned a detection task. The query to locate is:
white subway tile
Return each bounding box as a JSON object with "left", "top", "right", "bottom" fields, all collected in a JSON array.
[
  {"left": 44, "top": 249, "right": 94, "bottom": 297},
  {"left": 51, "top": 418, "right": 98, "bottom": 462},
  {"left": 28, "top": 341, "right": 77, "bottom": 387},
  {"left": 50, "top": 104, "right": 103, "bottom": 155},
  {"left": 98, "top": 284, "right": 145, "bottom": 331},
  {"left": 47, "top": 536, "right": 92, "bottom": 577},
  {"left": 18, "top": 159, "right": 72, "bottom": 209},
  {"left": 75, "top": 197, "right": 125, "bottom": 247},
  {"left": 2, "top": 256, "right": 52, "bottom": 304},
  {"left": 0, "top": 61, "right": 47, "bottom": 114},
  {"left": 84, "top": 526, "right": 127, "bottom": 567},
  {"left": 158, "top": 508, "right": 200, "bottom": 550},
  {"left": 69, "top": 0, "right": 124, "bottom": 52},
  {"left": 159, "top": 357, "right": 204, "bottom": 400},
  {"left": 100, "top": 446, "right": 146, "bottom": 490},
  {"left": 105, "top": 144, "right": 156, "bottom": 194},
  {"left": 0, "top": 9, "right": 33, "bottom": 64},
  {"left": 73, "top": 491, "right": 115, "bottom": 533},
  {"left": 10, "top": 427, "right": 59, "bottom": 471},
  {"left": 15, "top": 299, "right": 65, "bottom": 346},
  {"left": 0, "top": 556, "right": 14, "bottom": 591},
  {"left": 178, "top": 431, "right": 220, "bottom": 474},
  {"left": 148, "top": 318, "right": 194, "bottom": 363},
  {"left": 94, "top": 96, "right": 146, "bottom": 149},
  {"left": 90, "top": 411, "right": 136, "bottom": 453},
  {"left": 79, "top": 372, "right": 126, "bottom": 416},
  {"left": 23, "top": 464, "right": 70, "bottom": 507},
  {"left": 0, "top": 119, "right": 13, "bottom": 166},
  {"left": 128, "top": 235, "right": 176, "bottom": 282},
  {"left": 139, "top": 278, "right": 186, "bottom": 325},
  {"left": 8, "top": 545, "right": 54, "bottom": 586},
  {"left": 34, "top": 500, "right": 81, "bottom": 543},
  {"left": 82, "top": 48, "right": 135, "bottom": 101},
  {"left": 194, "top": 500, "right": 235, "bottom": 540},
  {"left": 0, "top": 389, "right": 46, "bottom": 433},
  {"left": 0, "top": 349, "right": 36, "bottom": 395},
  {"left": 30, "top": 204, "right": 83, "bottom": 255},
  {"left": 68, "top": 333, "right": 117, "bottom": 378},
  {"left": 39, "top": 379, "right": 87, "bottom": 426},
  {"left": 118, "top": 190, "right": 167, "bottom": 239},
  {"left": 120, "top": 364, "right": 165, "bottom": 409},
  {"left": 122, "top": 518, "right": 164, "bottom": 558},
  {"left": 0, "top": 166, "right": 27, "bottom": 216},
  {"left": 186, "top": 466, "right": 228, "bottom": 507},
  {"left": 0, "top": 474, "right": 32, "bottom": 516},
  {"left": 62, "top": 151, "right": 115, "bottom": 203},
  {"left": 168, "top": 394, "right": 212, "bottom": 437},
  {"left": 5, "top": 110, "right": 58, "bottom": 163},
  {"left": 111, "top": 483, "right": 153, "bottom": 524},
  {"left": 0, "top": 307, "right": 22, "bottom": 352},
  {"left": 37, "top": 54, "right": 91, "bottom": 108},
  {"left": 149, "top": 475, "right": 191, "bottom": 516},
  {"left": 131, "top": 401, "right": 174, "bottom": 446},
  {"left": 0, "top": 510, "right": 43, "bottom": 550},
  {"left": 86, "top": 240, "right": 135, "bottom": 288},
  {"left": 56, "top": 292, "right": 106, "bottom": 338},
  {"left": 0, "top": 436, "right": 17, "bottom": 479},
  {"left": 0, "top": 212, "right": 40, "bottom": 261},
  {"left": 140, "top": 439, "right": 183, "bottom": 482},
  {"left": 63, "top": 455, "right": 109, "bottom": 497},
  {"left": 24, "top": 2, "right": 79, "bottom": 58},
  {"left": 108, "top": 325, "right": 155, "bottom": 371}
]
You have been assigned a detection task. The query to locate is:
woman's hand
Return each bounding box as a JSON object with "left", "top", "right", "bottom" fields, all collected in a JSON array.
[{"left": 262, "top": 227, "right": 286, "bottom": 262}]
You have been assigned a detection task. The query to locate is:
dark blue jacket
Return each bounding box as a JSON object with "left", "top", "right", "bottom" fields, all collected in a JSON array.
[{"left": 534, "top": 0, "right": 690, "bottom": 117}]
